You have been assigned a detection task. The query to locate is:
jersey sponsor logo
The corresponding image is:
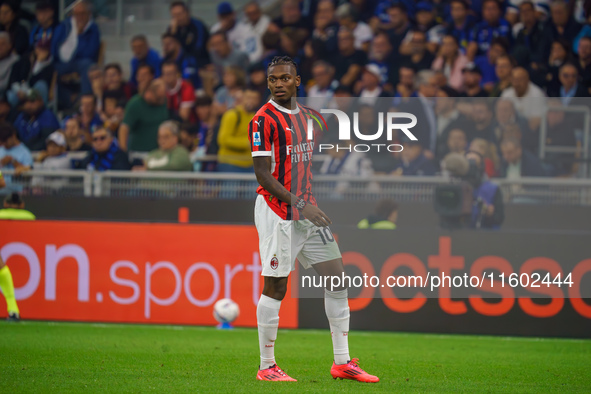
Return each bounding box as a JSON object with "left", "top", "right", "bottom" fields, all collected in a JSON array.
[
  {"left": 270, "top": 256, "right": 279, "bottom": 270},
  {"left": 253, "top": 131, "right": 261, "bottom": 146}
]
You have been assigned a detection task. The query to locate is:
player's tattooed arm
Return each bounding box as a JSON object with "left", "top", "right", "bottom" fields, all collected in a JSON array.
[{"left": 253, "top": 157, "right": 332, "bottom": 227}]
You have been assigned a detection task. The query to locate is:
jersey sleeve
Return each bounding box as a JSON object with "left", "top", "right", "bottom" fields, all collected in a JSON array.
[{"left": 249, "top": 114, "right": 274, "bottom": 157}]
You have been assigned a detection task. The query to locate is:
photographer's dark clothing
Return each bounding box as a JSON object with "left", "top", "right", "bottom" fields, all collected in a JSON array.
[{"left": 471, "top": 181, "right": 504, "bottom": 229}]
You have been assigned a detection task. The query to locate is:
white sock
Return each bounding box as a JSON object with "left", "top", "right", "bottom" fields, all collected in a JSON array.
[
  {"left": 325, "top": 289, "right": 350, "bottom": 365},
  {"left": 257, "top": 294, "right": 281, "bottom": 370}
]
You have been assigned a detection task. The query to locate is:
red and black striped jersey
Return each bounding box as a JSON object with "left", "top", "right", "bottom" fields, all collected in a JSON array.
[{"left": 249, "top": 99, "right": 324, "bottom": 220}]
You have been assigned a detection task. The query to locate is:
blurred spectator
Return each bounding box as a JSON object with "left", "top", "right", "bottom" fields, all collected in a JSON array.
[
  {"left": 533, "top": 38, "right": 573, "bottom": 94},
  {"left": 357, "top": 64, "right": 385, "bottom": 105},
  {"left": 213, "top": 65, "right": 246, "bottom": 118},
  {"left": 501, "top": 67, "right": 546, "bottom": 131},
  {"left": 13, "top": 89, "right": 59, "bottom": 150},
  {"left": 7, "top": 37, "right": 53, "bottom": 108},
  {"left": 368, "top": 32, "right": 397, "bottom": 91},
  {"left": 549, "top": 62, "right": 589, "bottom": 100},
  {"left": 544, "top": 100, "right": 579, "bottom": 176},
  {"left": 0, "top": 0, "right": 29, "bottom": 55},
  {"left": 77, "top": 94, "right": 102, "bottom": 139},
  {"left": 399, "top": 30, "right": 434, "bottom": 71},
  {"left": 318, "top": 142, "right": 375, "bottom": 194},
  {"left": 397, "top": 70, "right": 438, "bottom": 155},
  {"left": 248, "top": 62, "right": 269, "bottom": 101},
  {"left": 431, "top": 35, "right": 470, "bottom": 91},
  {"left": 210, "top": 2, "right": 239, "bottom": 44},
  {"left": 29, "top": 1, "right": 57, "bottom": 48},
  {"left": 0, "top": 122, "right": 33, "bottom": 174},
  {"left": 234, "top": 1, "right": 271, "bottom": 64},
  {"left": 357, "top": 199, "right": 398, "bottom": 230},
  {"left": 539, "top": 1, "right": 582, "bottom": 62},
  {"left": 393, "top": 66, "right": 417, "bottom": 99},
  {"left": 446, "top": 128, "right": 469, "bottom": 156},
  {"left": 78, "top": 127, "right": 130, "bottom": 171},
  {"left": 194, "top": 96, "right": 216, "bottom": 171},
  {"left": 500, "top": 137, "right": 547, "bottom": 177},
  {"left": 120, "top": 79, "right": 169, "bottom": 152},
  {"left": 217, "top": 87, "right": 260, "bottom": 172},
  {"left": 309, "top": 0, "right": 339, "bottom": 62},
  {"left": 133, "top": 121, "right": 192, "bottom": 172},
  {"left": 52, "top": 0, "right": 101, "bottom": 97},
  {"left": 390, "top": 140, "right": 437, "bottom": 176},
  {"left": 445, "top": 0, "right": 474, "bottom": 53},
  {"left": 161, "top": 32, "right": 201, "bottom": 90},
  {"left": 166, "top": 1, "right": 210, "bottom": 65},
  {"left": 307, "top": 60, "right": 338, "bottom": 111},
  {"left": 162, "top": 61, "right": 194, "bottom": 122},
  {"left": 435, "top": 86, "right": 475, "bottom": 160},
  {"left": 136, "top": 63, "right": 155, "bottom": 95},
  {"left": 33, "top": 131, "right": 70, "bottom": 170},
  {"left": 576, "top": 37, "right": 591, "bottom": 94},
  {"left": 467, "top": 0, "right": 511, "bottom": 60},
  {"left": 87, "top": 63, "right": 104, "bottom": 108},
  {"left": 471, "top": 99, "right": 498, "bottom": 142},
  {"left": 104, "top": 63, "right": 135, "bottom": 103},
  {"left": 494, "top": 98, "right": 535, "bottom": 149},
  {"left": 269, "top": 0, "right": 311, "bottom": 41},
  {"left": 513, "top": 1, "right": 545, "bottom": 66},
  {"left": 412, "top": 1, "right": 445, "bottom": 52},
  {"left": 259, "top": 31, "right": 281, "bottom": 69},
  {"left": 63, "top": 117, "right": 91, "bottom": 152},
  {"left": 0, "top": 32, "right": 28, "bottom": 94},
  {"left": 461, "top": 62, "right": 488, "bottom": 97},
  {"left": 130, "top": 35, "right": 161, "bottom": 86},
  {"left": 469, "top": 138, "right": 500, "bottom": 177},
  {"left": 333, "top": 28, "right": 367, "bottom": 88},
  {"left": 474, "top": 37, "right": 508, "bottom": 92},
  {"left": 490, "top": 54, "right": 514, "bottom": 97},
  {"left": 208, "top": 31, "right": 250, "bottom": 83},
  {"left": 0, "top": 94, "right": 15, "bottom": 123},
  {"left": 278, "top": 29, "right": 305, "bottom": 72},
  {"left": 100, "top": 90, "right": 124, "bottom": 134},
  {"left": 178, "top": 122, "right": 200, "bottom": 171},
  {"left": 464, "top": 150, "right": 504, "bottom": 229},
  {"left": 335, "top": 3, "right": 372, "bottom": 52},
  {"left": 383, "top": 3, "right": 412, "bottom": 59}
]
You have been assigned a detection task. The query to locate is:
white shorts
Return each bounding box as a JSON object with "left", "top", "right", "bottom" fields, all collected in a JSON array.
[{"left": 254, "top": 195, "right": 342, "bottom": 277}]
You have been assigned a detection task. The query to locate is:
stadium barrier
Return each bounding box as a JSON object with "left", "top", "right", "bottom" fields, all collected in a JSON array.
[
  {"left": 1, "top": 220, "right": 589, "bottom": 337},
  {"left": 3, "top": 169, "right": 591, "bottom": 205}
]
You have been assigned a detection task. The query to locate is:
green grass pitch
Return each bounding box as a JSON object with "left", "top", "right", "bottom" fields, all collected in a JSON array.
[{"left": 1, "top": 321, "right": 590, "bottom": 393}]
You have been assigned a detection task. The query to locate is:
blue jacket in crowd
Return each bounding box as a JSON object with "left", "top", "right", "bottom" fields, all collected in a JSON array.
[
  {"left": 130, "top": 48, "right": 162, "bottom": 85},
  {"left": 51, "top": 18, "right": 101, "bottom": 63}
]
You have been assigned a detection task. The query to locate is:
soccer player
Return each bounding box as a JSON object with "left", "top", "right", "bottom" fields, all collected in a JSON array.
[{"left": 249, "top": 56, "right": 379, "bottom": 383}]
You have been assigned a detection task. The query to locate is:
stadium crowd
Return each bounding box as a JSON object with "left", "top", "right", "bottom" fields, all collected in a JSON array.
[{"left": 0, "top": 0, "right": 590, "bottom": 179}]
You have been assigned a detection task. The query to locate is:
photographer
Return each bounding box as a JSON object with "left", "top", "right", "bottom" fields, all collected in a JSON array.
[
  {"left": 438, "top": 151, "right": 503, "bottom": 229},
  {"left": 464, "top": 151, "right": 504, "bottom": 229}
]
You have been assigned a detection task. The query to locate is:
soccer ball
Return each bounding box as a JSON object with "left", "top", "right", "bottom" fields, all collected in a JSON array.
[{"left": 213, "top": 298, "right": 240, "bottom": 324}]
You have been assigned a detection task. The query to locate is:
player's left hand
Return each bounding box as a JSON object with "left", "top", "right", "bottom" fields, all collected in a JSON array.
[{"left": 302, "top": 205, "right": 332, "bottom": 227}]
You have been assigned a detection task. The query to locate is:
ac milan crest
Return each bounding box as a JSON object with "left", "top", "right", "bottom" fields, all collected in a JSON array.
[{"left": 270, "top": 256, "right": 279, "bottom": 270}]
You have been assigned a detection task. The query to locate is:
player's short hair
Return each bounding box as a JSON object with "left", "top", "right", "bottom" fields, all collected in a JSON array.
[{"left": 267, "top": 56, "right": 298, "bottom": 75}]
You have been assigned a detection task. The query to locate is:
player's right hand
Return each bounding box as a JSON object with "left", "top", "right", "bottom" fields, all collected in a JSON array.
[{"left": 301, "top": 205, "right": 332, "bottom": 227}]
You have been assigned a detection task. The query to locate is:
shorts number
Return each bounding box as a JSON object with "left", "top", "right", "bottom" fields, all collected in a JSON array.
[{"left": 316, "top": 227, "right": 335, "bottom": 245}]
